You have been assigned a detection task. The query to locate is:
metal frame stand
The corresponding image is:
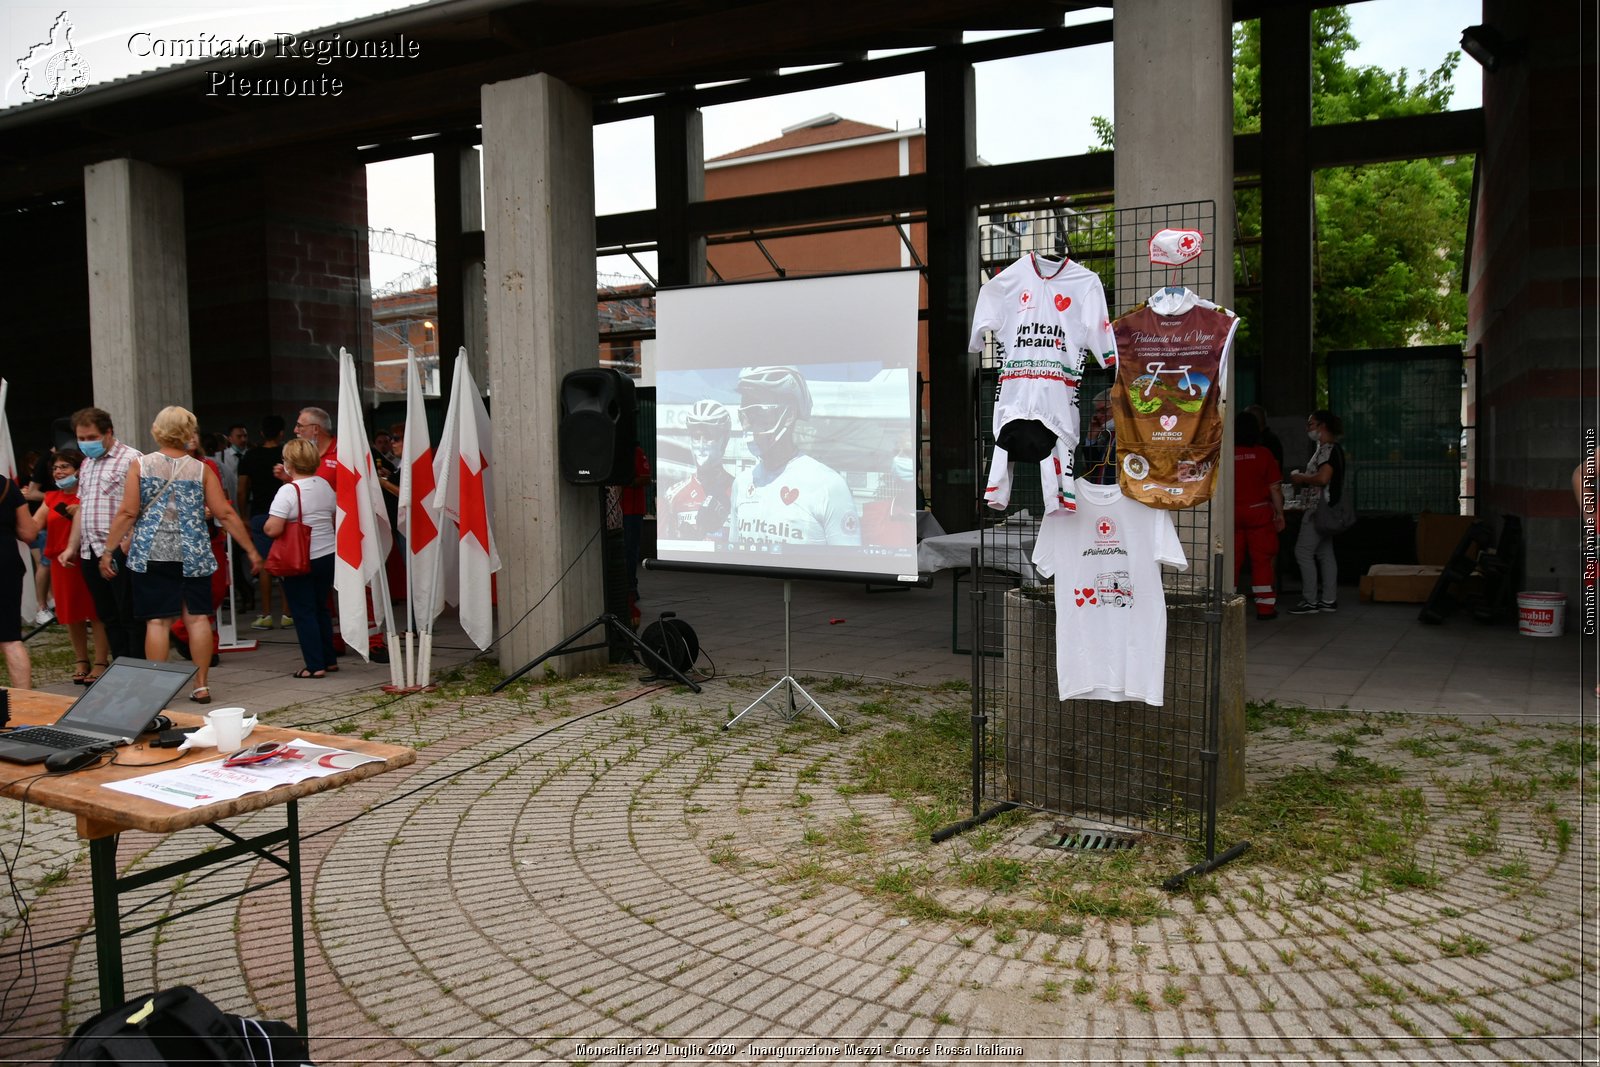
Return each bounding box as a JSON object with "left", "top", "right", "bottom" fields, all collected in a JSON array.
[
  {"left": 725, "top": 580, "right": 841, "bottom": 732},
  {"left": 89, "top": 799, "right": 308, "bottom": 1035}
]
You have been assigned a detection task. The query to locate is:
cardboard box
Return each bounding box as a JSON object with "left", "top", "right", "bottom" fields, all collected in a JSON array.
[
  {"left": 1360, "top": 564, "right": 1443, "bottom": 603},
  {"left": 1358, "top": 513, "right": 1478, "bottom": 603},
  {"left": 1415, "top": 512, "right": 1478, "bottom": 566}
]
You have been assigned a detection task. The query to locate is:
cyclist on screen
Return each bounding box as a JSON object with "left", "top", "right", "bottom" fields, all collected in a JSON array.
[
  {"left": 662, "top": 399, "right": 735, "bottom": 542},
  {"left": 728, "top": 366, "right": 860, "bottom": 548}
]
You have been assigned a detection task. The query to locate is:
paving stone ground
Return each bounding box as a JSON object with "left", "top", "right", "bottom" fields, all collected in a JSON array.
[
  {"left": 1, "top": 666, "right": 1594, "bottom": 1065},
  {"left": 1, "top": 567, "right": 1593, "bottom": 1064}
]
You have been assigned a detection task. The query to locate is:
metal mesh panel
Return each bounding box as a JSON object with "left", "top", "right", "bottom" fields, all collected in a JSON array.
[
  {"left": 971, "top": 200, "right": 1222, "bottom": 851},
  {"left": 1328, "top": 345, "right": 1465, "bottom": 514}
]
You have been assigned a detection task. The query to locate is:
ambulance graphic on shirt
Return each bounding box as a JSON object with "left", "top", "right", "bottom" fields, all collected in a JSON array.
[
  {"left": 1031, "top": 479, "right": 1187, "bottom": 705},
  {"left": 729, "top": 453, "right": 862, "bottom": 547}
]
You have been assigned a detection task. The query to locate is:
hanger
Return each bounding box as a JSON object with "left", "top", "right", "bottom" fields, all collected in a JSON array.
[{"left": 1161, "top": 267, "right": 1185, "bottom": 299}]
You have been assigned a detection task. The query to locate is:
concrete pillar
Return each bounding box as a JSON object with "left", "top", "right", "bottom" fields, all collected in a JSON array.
[
  {"left": 1113, "top": 0, "right": 1234, "bottom": 310},
  {"left": 1112, "top": 0, "right": 1241, "bottom": 802},
  {"left": 482, "top": 72, "right": 604, "bottom": 676},
  {"left": 1113, "top": 0, "right": 1236, "bottom": 587},
  {"left": 84, "top": 158, "right": 192, "bottom": 440}
]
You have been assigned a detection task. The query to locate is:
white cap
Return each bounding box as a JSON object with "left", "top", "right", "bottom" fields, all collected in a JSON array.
[{"left": 1148, "top": 228, "right": 1204, "bottom": 265}]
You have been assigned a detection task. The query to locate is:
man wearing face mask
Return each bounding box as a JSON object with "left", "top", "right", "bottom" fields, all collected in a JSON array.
[
  {"left": 662, "top": 400, "right": 734, "bottom": 543},
  {"left": 63, "top": 406, "right": 144, "bottom": 659},
  {"left": 727, "top": 366, "right": 860, "bottom": 548}
]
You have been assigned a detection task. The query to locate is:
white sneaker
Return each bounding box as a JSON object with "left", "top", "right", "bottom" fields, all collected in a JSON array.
[{"left": 33, "top": 609, "right": 53, "bottom": 625}]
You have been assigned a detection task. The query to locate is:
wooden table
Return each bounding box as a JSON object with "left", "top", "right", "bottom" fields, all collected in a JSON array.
[{"left": 0, "top": 688, "right": 416, "bottom": 1035}]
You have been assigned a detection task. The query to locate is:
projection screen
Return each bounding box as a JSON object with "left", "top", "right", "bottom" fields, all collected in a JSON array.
[{"left": 652, "top": 270, "right": 923, "bottom": 583}]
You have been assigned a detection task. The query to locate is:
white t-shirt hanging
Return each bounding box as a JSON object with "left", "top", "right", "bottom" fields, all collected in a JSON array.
[
  {"left": 969, "top": 253, "right": 1118, "bottom": 447},
  {"left": 1030, "top": 479, "right": 1188, "bottom": 705}
]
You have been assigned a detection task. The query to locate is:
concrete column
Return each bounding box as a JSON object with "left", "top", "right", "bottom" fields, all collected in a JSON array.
[
  {"left": 84, "top": 158, "right": 192, "bottom": 439},
  {"left": 1113, "top": 0, "right": 1237, "bottom": 584},
  {"left": 1112, "top": 0, "right": 1239, "bottom": 781},
  {"left": 482, "top": 72, "right": 604, "bottom": 676},
  {"left": 1113, "top": 0, "right": 1235, "bottom": 309}
]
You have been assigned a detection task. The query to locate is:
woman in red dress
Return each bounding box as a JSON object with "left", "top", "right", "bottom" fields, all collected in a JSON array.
[{"left": 35, "top": 448, "right": 109, "bottom": 683}]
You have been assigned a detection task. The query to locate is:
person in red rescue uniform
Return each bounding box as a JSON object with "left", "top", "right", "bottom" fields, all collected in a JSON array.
[
  {"left": 1234, "top": 410, "right": 1285, "bottom": 621},
  {"left": 621, "top": 445, "right": 651, "bottom": 627}
]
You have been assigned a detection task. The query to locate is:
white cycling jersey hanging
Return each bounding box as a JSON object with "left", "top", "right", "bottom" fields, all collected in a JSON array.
[{"left": 1109, "top": 229, "right": 1239, "bottom": 510}]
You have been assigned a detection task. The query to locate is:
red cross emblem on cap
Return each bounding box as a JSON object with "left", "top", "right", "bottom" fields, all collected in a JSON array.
[{"left": 1179, "top": 235, "right": 1196, "bottom": 251}]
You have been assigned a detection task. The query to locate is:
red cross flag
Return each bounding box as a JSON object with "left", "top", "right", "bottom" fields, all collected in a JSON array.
[
  {"left": 0, "top": 379, "right": 39, "bottom": 620},
  {"left": 398, "top": 349, "right": 442, "bottom": 634},
  {"left": 433, "top": 358, "right": 500, "bottom": 650},
  {"left": 333, "top": 348, "right": 400, "bottom": 680}
]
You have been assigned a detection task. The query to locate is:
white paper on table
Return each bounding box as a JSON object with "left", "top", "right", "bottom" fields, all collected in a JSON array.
[{"left": 103, "top": 738, "right": 384, "bottom": 809}]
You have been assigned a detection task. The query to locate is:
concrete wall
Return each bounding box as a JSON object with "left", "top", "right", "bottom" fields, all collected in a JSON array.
[
  {"left": 2, "top": 198, "right": 91, "bottom": 454},
  {"left": 187, "top": 156, "right": 373, "bottom": 438},
  {"left": 1467, "top": 1, "right": 1598, "bottom": 604}
]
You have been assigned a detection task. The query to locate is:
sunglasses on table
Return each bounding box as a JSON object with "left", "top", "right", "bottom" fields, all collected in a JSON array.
[{"left": 222, "top": 741, "right": 292, "bottom": 768}]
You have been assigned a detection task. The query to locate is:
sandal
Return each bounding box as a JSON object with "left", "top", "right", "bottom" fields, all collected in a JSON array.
[
  {"left": 70, "top": 659, "right": 92, "bottom": 685},
  {"left": 323, "top": 664, "right": 339, "bottom": 673},
  {"left": 292, "top": 669, "right": 326, "bottom": 679},
  {"left": 189, "top": 686, "right": 212, "bottom": 704},
  {"left": 86, "top": 661, "right": 108, "bottom": 683}
]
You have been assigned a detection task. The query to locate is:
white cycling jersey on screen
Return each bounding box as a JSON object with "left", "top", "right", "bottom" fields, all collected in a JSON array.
[{"left": 729, "top": 453, "right": 861, "bottom": 547}]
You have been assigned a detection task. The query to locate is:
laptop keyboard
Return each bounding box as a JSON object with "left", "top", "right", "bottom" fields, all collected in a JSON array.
[{"left": 13, "top": 727, "right": 105, "bottom": 750}]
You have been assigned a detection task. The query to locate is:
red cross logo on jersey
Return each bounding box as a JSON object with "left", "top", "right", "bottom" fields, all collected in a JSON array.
[{"left": 1095, "top": 518, "right": 1117, "bottom": 541}]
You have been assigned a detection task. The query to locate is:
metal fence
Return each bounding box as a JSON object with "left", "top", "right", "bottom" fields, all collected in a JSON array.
[{"left": 1328, "top": 345, "right": 1466, "bottom": 514}]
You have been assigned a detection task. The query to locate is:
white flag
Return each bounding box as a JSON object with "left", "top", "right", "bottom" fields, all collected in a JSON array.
[
  {"left": 0, "top": 379, "right": 39, "bottom": 622},
  {"left": 332, "top": 349, "right": 395, "bottom": 661},
  {"left": 433, "top": 358, "right": 499, "bottom": 649},
  {"left": 398, "top": 349, "right": 442, "bottom": 633}
]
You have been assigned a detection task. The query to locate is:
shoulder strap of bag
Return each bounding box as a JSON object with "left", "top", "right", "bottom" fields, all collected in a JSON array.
[
  {"left": 136, "top": 456, "right": 186, "bottom": 522},
  {"left": 293, "top": 480, "right": 304, "bottom": 522}
]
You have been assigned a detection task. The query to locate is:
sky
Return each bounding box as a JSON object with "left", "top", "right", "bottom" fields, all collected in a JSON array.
[{"left": 2, "top": 0, "right": 1484, "bottom": 287}]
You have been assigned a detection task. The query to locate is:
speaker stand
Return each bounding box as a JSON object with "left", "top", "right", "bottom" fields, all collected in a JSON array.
[
  {"left": 725, "top": 580, "right": 840, "bottom": 732},
  {"left": 492, "top": 613, "right": 702, "bottom": 694}
]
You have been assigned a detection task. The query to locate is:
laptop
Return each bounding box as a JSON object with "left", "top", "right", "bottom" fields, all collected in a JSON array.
[{"left": 0, "top": 658, "right": 197, "bottom": 763}]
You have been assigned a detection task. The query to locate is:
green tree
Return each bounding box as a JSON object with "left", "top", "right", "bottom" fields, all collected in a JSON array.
[
  {"left": 1093, "top": 7, "right": 1472, "bottom": 379},
  {"left": 1235, "top": 9, "right": 1471, "bottom": 368}
]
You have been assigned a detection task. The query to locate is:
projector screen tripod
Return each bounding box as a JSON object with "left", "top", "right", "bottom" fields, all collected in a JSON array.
[{"left": 724, "top": 580, "right": 840, "bottom": 732}]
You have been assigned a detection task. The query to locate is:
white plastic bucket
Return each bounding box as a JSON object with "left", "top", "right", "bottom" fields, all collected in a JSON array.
[{"left": 1517, "top": 591, "right": 1566, "bottom": 637}]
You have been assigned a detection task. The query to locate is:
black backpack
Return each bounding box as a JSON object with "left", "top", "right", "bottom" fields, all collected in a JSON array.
[{"left": 55, "top": 986, "right": 312, "bottom": 1066}]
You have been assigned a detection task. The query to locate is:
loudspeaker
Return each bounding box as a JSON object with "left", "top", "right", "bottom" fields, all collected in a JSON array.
[{"left": 559, "top": 368, "right": 637, "bottom": 485}]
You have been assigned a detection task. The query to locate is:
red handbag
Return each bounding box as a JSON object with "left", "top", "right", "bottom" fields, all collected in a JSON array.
[{"left": 265, "top": 482, "right": 312, "bottom": 577}]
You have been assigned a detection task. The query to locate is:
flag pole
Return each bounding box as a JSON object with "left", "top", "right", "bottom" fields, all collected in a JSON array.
[{"left": 401, "top": 348, "right": 419, "bottom": 689}]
